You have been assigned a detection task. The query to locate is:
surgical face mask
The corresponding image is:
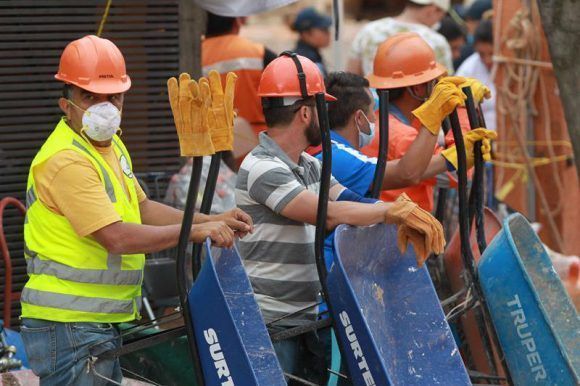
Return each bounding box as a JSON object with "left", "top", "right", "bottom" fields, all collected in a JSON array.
[
  {"left": 355, "top": 111, "right": 376, "bottom": 148},
  {"left": 69, "top": 100, "right": 122, "bottom": 142}
]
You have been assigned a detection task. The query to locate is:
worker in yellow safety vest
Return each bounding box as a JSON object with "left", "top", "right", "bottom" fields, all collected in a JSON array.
[{"left": 19, "top": 35, "right": 253, "bottom": 385}]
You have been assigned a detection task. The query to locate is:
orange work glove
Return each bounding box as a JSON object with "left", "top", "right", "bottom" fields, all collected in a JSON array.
[
  {"left": 201, "top": 70, "right": 237, "bottom": 152},
  {"left": 385, "top": 193, "right": 446, "bottom": 266},
  {"left": 167, "top": 73, "right": 215, "bottom": 157}
]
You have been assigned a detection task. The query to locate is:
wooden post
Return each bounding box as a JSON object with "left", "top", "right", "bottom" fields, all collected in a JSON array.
[{"left": 179, "top": 0, "right": 205, "bottom": 77}]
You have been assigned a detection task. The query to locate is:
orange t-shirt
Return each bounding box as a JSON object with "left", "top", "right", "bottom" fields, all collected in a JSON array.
[
  {"left": 33, "top": 145, "right": 146, "bottom": 237},
  {"left": 361, "top": 107, "right": 471, "bottom": 211}
]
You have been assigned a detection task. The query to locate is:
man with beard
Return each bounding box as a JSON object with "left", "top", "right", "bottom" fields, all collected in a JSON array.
[{"left": 236, "top": 52, "right": 446, "bottom": 385}]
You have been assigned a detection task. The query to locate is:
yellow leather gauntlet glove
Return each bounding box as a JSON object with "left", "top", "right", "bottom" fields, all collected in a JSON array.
[
  {"left": 441, "top": 128, "right": 497, "bottom": 170},
  {"left": 444, "top": 76, "right": 491, "bottom": 103},
  {"left": 201, "top": 70, "right": 237, "bottom": 152},
  {"left": 412, "top": 79, "right": 466, "bottom": 135},
  {"left": 167, "top": 73, "right": 215, "bottom": 156},
  {"left": 385, "top": 193, "right": 446, "bottom": 266}
]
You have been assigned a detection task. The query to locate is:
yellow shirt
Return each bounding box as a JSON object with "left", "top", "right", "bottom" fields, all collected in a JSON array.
[{"left": 33, "top": 144, "right": 147, "bottom": 237}]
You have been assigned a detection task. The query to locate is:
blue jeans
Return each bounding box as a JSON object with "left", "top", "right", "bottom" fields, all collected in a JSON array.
[
  {"left": 20, "top": 318, "right": 122, "bottom": 386},
  {"left": 272, "top": 326, "right": 331, "bottom": 386}
]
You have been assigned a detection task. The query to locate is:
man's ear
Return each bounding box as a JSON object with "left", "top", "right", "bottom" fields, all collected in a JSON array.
[
  {"left": 58, "top": 97, "right": 70, "bottom": 116},
  {"left": 299, "top": 105, "right": 311, "bottom": 123}
]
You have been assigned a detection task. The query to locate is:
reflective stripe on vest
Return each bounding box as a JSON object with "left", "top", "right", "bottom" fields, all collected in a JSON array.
[
  {"left": 202, "top": 57, "right": 263, "bottom": 75},
  {"left": 25, "top": 187, "right": 37, "bottom": 209},
  {"left": 72, "top": 139, "right": 116, "bottom": 203},
  {"left": 26, "top": 254, "right": 142, "bottom": 286},
  {"left": 21, "top": 287, "right": 134, "bottom": 314}
]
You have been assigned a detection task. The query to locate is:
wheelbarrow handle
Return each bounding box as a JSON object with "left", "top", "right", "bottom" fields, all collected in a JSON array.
[
  {"left": 462, "top": 86, "right": 487, "bottom": 254},
  {"left": 175, "top": 156, "right": 205, "bottom": 386},
  {"left": 314, "top": 92, "right": 332, "bottom": 288},
  {"left": 192, "top": 153, "right": 223, "bottom": 278},
  {"left": 370, "top": 89, "right": 389, "bottom": 199}
]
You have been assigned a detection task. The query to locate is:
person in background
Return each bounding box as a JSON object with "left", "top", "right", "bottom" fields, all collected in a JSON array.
[
  {"left": 202, "top": 12, "right": 278, "bottom": 159},
  {"left": 457, "top": 19, "right": 495, "bottom": 130},
  {"left": 292, "top": 7, "right": 332, "bottom": 76},
  {"left": 456, "top": 0, "right": 492, "bottom": 66},
  {"left": 348, "top": 0, "right": 453, "bottom": 76},
  {"left": 437, "top": 16, "right": 467, "bottom": 70}
]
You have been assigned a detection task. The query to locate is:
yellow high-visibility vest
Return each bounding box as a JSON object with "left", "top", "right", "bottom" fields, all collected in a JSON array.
[{"left": 21, "top": 118, "right": 145, "bottom": 323}]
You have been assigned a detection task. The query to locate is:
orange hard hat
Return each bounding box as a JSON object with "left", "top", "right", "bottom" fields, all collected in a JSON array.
[
  {"left": 258, "top": 51, "right": 336, "bottom": 107},
  {"left": 55, "top": 35, "right": 131, "bottom": 94},
  {"left": 366, "top": 32, "right": 447, "bottom": 89}
]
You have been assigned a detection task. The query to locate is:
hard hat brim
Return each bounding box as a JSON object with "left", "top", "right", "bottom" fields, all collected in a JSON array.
[
  {"left": 366, "top": 63, "right": 447, "bottom": 90},
  {"left": 55, "top": 74, "right": 132, "bottom": 94}
]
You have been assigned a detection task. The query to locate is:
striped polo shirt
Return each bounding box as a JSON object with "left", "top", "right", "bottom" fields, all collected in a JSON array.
[{"left": 236, "top": 132, "right": 337, "bottom": 327}]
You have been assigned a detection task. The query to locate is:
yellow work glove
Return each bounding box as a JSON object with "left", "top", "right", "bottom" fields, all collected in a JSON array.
[
  {"left": 201, "top": 70, "right": 237, "bottom": 152},
  {"left": 444, "top": 76, "right": 491, "bottom": 103},
  {"left": 385, "top": 193, "right": 446, "bottom": 267},
  {"left": 441, "top": 128, "right": 497, "bottom": 170},
  {"left": 411, "top": 79, "right": 466, "bottom": 136},
  {"left": 167, "top": 73, "right": 215, "bottom": 156}
]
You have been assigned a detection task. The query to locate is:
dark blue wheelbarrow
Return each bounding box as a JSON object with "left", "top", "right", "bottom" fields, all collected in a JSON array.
[
  {"left": 187, "top": 241, "right": 286, "bottom": 385},
  {"left": 313, "top": 90, "right": 471, "bottom": 386},
  {"left": 331, "top": 223, "right": 471, "bottom": 385}
]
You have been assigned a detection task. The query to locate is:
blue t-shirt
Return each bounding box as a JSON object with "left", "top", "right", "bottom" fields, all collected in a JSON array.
[{"left": 314, "top": 131, "right": 378, "bottom": 269}]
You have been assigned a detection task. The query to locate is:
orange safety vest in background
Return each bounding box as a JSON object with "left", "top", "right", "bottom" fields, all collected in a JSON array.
[
  {"left": 202, "top": 34, "right": 267, "bottom": 135},
  {"left": 361, "top": 108, "right": 471, "bottom": 212}
]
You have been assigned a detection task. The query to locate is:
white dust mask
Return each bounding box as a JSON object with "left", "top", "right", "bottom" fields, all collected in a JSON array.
[
  {"left": 70, "top": 101, "right": 122, "bottom": 142},
  {"left": 356, "top": 111, "right": 376, "bottom": 148}
]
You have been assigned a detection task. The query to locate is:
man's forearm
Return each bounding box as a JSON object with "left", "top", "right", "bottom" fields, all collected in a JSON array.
[
  {"left": 94, "top": 222, "right": 183, "bottom": 254},
  {"left": 326, "top": 201, "right": 390, "bottom": 230},
  {"left": 421, "top": 155, "right": 447, "bottom": 180},
  {"left": 382, "top": 128, "right": 438, "bottom": 190},
  {"left": 139, "top": 198, "right": 210, "bottom": 226}
]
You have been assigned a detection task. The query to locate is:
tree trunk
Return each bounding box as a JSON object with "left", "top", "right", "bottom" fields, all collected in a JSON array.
[{"left": 537, "top": 0, "right": 580, "bottom": 177}]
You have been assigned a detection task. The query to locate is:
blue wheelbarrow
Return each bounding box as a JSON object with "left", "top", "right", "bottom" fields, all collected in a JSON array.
[
  {"left": 187, "top": 240, "right": 286, "bottom": 386},
  {"left": 330, "top": 223, "right": 471, "bottom": 385},
  {"left": 479, "top": 213, "right": 580, "bottom": 385}
]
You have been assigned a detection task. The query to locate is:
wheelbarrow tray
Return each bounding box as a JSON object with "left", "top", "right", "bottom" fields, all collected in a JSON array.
[
  {"left": 478, "top": 213, "right": 580, "bottom": 385},
  {"left": 188, "top": 241, "right": 285, "bottom": 386},
  {"left": 332, "top": 223, "right": 470, "bottom": 385}
]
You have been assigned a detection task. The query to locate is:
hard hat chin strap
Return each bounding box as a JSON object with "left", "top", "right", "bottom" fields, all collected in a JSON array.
[
  {"left": 262, "top": 51, "right": 311, "bottom": 109},
  {"left": 279, "top": 51, "right": 309, "bottom": 100}
]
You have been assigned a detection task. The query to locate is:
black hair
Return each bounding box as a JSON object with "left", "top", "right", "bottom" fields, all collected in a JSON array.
[
  {"left": 325, "top": 72, "right": 372, "bottom": 130},
  {"left": 205, "top": 12, "right": 236, "bottom": 37},
  {"left": 437, "top": 16, "right": 466, "bottom": 42},
  {"left": 263, "top": 97, "right": 315, "bottom": 128},
  {"left": 474, "top": 19, "right": 493, "bottom": 44},
  {"left": 62, "top": 83, "right": 72, "bottom": 99}
]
